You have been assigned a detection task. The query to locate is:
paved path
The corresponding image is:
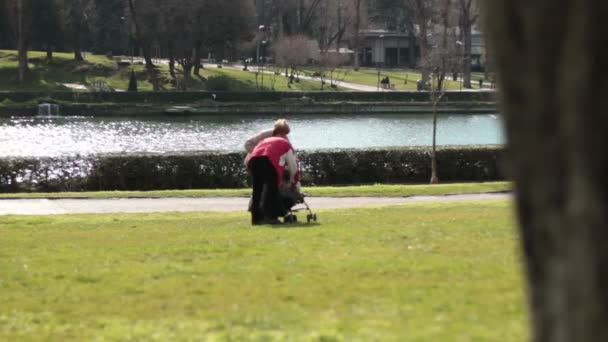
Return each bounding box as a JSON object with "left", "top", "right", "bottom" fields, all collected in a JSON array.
[
  {"left": 217, "top": 63, "right": 382, "bottom": 92},
  {"left": 0, "top": 193, "right": 510, "bottom": 216},
  {"left": 114, "top": 58, "right": 496, "bottom": 93}
]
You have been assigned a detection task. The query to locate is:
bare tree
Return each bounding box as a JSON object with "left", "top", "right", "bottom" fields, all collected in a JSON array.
[
  {"left": 319, "top": 52, "right": 350, "bottom": 89},
  {"left": 417, "top": 0, "right": 459, "bottom": 183},
  {"left": 311, "top": 0, "right": 357, "bottom": 53},
  {"left": 352, "top": 0, "right": 367, "bottom": 69},
  {"left": 297, "top": 0, "right": 323, "bottom": 34},
  {"left": 405, "top": 0, "right": 435, "bottom": 82},
  {"left": 457, "top": 0, "right": 478, "bottom": 88},
  {"left": 273, "top": 34, "right": 319, "bottom": 85},
  {"left": 483, "top": 1, "right": 608, "bottom": 341}
]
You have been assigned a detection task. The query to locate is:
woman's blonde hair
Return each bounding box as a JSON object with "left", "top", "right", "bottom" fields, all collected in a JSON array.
[{"left": 273, "top": 119, "right": 290, "bottom": 136}]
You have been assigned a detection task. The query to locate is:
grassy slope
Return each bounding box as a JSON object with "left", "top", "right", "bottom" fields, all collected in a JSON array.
[
  {"left": 0, "top": 50, "right": 342, "bottom": 92},
  {"left": 194, "top": 65, "right": 338, "bottom": 92},
  {"left": 1, "top": 50, "right": 489, "bottom": 93},
  {"left": 0, "top": 50, "right": 119, "bottom": 91},
  {"left": 0, "top": 200, "right": 526, "bottom": 341},
  {"left": 0, "top": 182, "right": 511, "bottom": 199}
]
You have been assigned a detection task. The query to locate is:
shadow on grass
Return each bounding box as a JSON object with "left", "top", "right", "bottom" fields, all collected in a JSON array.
[
  {"left": 271, "top": 222, "right": 322, "bottom": 229},
  {"left": 0, "top": 55, "right": 122, "bottom": 91}
]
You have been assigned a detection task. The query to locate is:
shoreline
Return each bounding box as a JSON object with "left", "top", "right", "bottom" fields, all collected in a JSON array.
[{"left": 0, "top": 101, "right": 498, "bottom": 116}]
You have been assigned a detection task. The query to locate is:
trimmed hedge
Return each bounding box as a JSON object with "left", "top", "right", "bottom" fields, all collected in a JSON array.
[
  {"left": 0, "top": 90, "right": 496, "bottom": 105},
  {"left": 0, "top": 146, "right": 505, "bottom": 193}
]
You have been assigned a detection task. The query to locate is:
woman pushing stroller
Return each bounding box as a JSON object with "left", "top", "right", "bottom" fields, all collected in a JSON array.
[{"left": 245, "top": 119, "right": 301, "bottom": 225}]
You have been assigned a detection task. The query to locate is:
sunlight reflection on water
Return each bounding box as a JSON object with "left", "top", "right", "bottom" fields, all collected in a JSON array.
[{"left": 0, "top": 114, "right": 504, "bottom": 157}]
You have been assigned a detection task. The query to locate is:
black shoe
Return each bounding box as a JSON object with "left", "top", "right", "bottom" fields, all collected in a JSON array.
[{"left": 252, "top": 212, "right": 264, "bottom": 225}]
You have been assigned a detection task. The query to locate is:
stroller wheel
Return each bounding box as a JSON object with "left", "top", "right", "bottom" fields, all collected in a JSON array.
[
  {"left": 312, "top": 213, "right": 317, "bottom": 222},
  {"left": 307, "top": 214, "right": 312, "bottom": 223}
]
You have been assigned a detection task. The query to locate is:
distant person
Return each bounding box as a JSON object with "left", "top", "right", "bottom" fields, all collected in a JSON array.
[{"left": 246, "top": 123, "right": 299, "bottom": 225}]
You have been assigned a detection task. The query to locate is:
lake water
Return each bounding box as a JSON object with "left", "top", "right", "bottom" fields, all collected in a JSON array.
[{"left": 0, "top": 114, "right": 504, "bottom": 158}]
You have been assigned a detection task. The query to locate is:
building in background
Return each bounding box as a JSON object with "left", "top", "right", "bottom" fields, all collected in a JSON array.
[
  {"left": 359, "top": 29, "right": 416, "bottom": 67},
  {"left": 360, "top": 26, "right": 486, "bottom": 70}
]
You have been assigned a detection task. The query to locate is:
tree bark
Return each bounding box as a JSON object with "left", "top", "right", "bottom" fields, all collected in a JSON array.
[
  {"left": 181, "top": 62, "right": 193, "bottom": 90},
  {"left": 168, "top": 42, "right": 176, "bottom": 80},
  {"left": 483, "top": 1, "right": 608, "bottom": 341},
  {"left": 436, "top": 0, "right": 450, "bottom": 92},
  {"left": 353, "top": 0, "right": 362, "bottom": 68},
  {"left": 461, "top": 18, "right": 472, "bottom": 88},
  {"left": 127, "top": 0, "right": 159, "bottom": 90},
  {"left": 73, "top": 29, "right": 83, "bottom": 61},
  {"left": 46, "top": 42, "right": 53, "bottom": 62},
  {"left": 415, "top": 4, "right": 430, "bottom": 82},
  {"left": 72, "top": 0, "right": 84, "bottom": 61},
  {"left": 142, "top": 44, "right": 154, "bottom": 68},
  {"left": 193, "top": 46, "right": 202, "bottom": 76},
  {"left": 16, "top": 0, "right": 28, "bottom": 84},
  {"left": 459, "top": 0, "right": 476, "bottom": 89},
  {"left": 408, "top": 31, "right": 416, "bottom": 68}
]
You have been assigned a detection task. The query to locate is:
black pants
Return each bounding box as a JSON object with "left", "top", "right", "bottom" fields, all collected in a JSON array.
[{"left": 249, "top": 157, "right": 284, "bottom": 224}]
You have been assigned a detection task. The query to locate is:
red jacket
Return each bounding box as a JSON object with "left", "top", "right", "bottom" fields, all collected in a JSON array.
[{"left": 248, "top": 136, "right": 297, "bottom": 185}]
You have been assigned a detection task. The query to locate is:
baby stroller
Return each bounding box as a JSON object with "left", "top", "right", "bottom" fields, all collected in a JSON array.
[{"left": 279, "top": 183, "right": 318, "bottom": 224}]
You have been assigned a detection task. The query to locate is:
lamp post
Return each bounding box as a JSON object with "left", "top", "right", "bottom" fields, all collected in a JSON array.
[
  {"left": 121, "top": 16, "right": 134, "bottom": 68},
  {"left": 456, "top": 40, "right": 464, "bottom": 91},
  {"left": 261, "top": 40, "right": 267, "bottom": 90},
  {"left": 377, "top": 64, "right": 380, "bottom": 91},
  {"left": 257, "top": 25, "right": 266, "bottom": 91}
]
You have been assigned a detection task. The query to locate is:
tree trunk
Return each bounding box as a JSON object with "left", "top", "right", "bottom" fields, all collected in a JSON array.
[
  {"left": 408, "top": 31, "right": 416, "bottom": 68},
  {"left": 483, "top": 1, "right": 608, "bottom": 341},
  {"left": 143, "top": 44, "right": 154, "bottom": 68},
  {"left": 296, "top": 0, "right": 302, "bottom": 33},
  {"left": 73, "top": 30, "right": 83, "bottom": 61},
  {"left": 16, "top": 0, "right": 28, "bottom": 84},
  {"left": 418, "top": 25, "right": 430, "bottom": 82},
  {"left": 353, "top": 0, "right": 362, "bottom": 69},
  {"left": 141, "top": 45, "right": 159, "bottom": 91},
  {"left": 72, "top": 0, "right": 84, "bottom": 61},
  {"left": 277, "top": 8, "right": 284, "bottom": 39},
  {"left": 461, "top": 19, "right": 472, "bottom": 88},
  {"left": 193, "top": 46, "right": 202, "bottom": 76},
  {"left": 181, "top": 62, "right": 193, "bottom": 90},
  {"left": 168, "top": 43, "right": 176, "bottom": 80},
  {"left": 46, "top": 42, "right": 53, "bottom": 62}
]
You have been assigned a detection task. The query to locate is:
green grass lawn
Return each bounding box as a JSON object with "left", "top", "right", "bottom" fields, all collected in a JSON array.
[
  {"left": 302, "top": 67, "right": 488, "bottom": 91},
  {"left": 1, "top": 50, "right": 491, "bottom": 93},
  {"left": 0, "top": 50, "right": 343, "bottom": 92},
  {"left": 0, "top": 182, "right": 511, "bottom": 199},
  {"left": 193, "top": 65, "right": 340, "bottom": 92},
  {"left": 0, "top": 200, "right": 526, "bottom": 341}
]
